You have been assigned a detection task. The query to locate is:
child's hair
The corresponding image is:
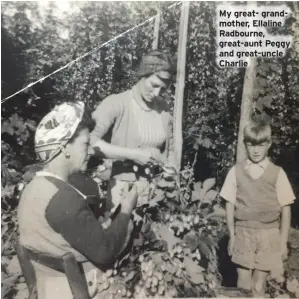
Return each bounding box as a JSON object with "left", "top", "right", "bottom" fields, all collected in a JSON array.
[{"left": 243, "top": 118, "right": 272, "bottom": 145}]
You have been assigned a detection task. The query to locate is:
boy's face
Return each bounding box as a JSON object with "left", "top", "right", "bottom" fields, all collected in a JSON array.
[{"left": 245, "top": 140, "right": 271, "bottom": 163}]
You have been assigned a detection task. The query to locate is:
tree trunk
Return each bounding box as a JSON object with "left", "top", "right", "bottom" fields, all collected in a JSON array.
[{"left": 173, "top": 1, "right": 190, "bottom": 172}]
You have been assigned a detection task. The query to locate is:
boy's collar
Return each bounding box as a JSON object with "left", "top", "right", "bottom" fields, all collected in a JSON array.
[{"left": 246, "top": 157, "right": 269, "bottom": 169}]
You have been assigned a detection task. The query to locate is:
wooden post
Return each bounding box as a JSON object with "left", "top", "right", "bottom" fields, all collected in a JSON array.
[
  {"left": 173, "top": 1, "right": 190, "bottom": 172},
  {"left": 236, "top": 2, "right": 258, "bottom": 162},
  {"left": 153, "top": 5, "right": 161, "bottom": 50},
  {"left": 236, "top": 60, "right": 257, "bottom": 162},
  {"left": 292, "top": 2, "right": 299, "bottom": 53}
]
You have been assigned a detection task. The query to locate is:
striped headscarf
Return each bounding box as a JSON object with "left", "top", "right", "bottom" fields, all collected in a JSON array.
[
  {"left": 136, "top": 50, "right": 176, "bottom": 78},
  {"left": 35, "top": 101, "right": 85, "bottom": 163}
]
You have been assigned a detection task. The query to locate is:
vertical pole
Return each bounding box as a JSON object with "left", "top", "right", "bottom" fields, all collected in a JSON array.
[
  {"left": 153, "top": 5, "right": 161, "bottom": 50},
  {"left": 236, "top": 59, "right": 257, "bottom": 162},
  {"left": 291, "top": 2, "right": 299, "bottom": 53},
  {"left": 236, "top": 2, "right": 257, "bottom": 163},
  {"left": 173, "top": 1, "right": 190, "bottom": 172}
]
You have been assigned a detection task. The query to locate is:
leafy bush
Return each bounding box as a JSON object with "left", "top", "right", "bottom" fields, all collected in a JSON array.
[
  {"left": 90, "top": 166, "right": 225, "bottom": 298},
  {"left": 1, "top": 1, "right": 299, "bottom": 298}
]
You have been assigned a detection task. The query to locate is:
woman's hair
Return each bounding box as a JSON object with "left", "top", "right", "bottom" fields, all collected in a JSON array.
[
  {"left": 136, "top": 50, "right": 176, "bottom": 78},
  {"left": 243, "top": 118, "right": 272, "bottom": 145},
  {"left": 68, "top": 106, "right": 95, "bottom": 143}
]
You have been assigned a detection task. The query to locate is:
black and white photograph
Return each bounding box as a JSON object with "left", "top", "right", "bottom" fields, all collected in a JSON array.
[{"left": 1, "top": 1, "right": 299, "bottom": 298}]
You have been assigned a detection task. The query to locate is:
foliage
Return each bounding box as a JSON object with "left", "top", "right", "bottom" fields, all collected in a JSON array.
[
  {"left": 1, "top": 183, "right": 24, "bottom": 299},
  {"left": 1, "top": 1, "right": 299, "bottom": 185},
  {"left": 90, "top": 165, "right": 225, "bottom": 298},
  {"left": 266, "top": 269, "right": 299, "bottom": 298},
  {"left": 183, "top": 2, "right": 241, "bottom": 183},
  {"left": 1, "top": 1, "right": 299, "bottom": 298}
]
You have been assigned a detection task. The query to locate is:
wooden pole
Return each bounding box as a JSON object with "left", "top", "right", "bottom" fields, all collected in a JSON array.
[
  {"left": 173, "top": 1, "right": 190, "bottom": 172},
  {"left": 236, "top": 59, "right": 257, "bottom": 162},
  {"left": 292, "top": 2, "right": 299, "bottom": 53},
  {"left": 153, "top": 5, "right": 161, "bottom": 50},
  {"left": 236, "top": 2, "right": 257, "bottom": 163}
]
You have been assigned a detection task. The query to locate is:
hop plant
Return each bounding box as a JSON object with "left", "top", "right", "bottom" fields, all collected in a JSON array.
[
  {"left": 137, "top": 254, "right": 183, "bottom": 298},
  {"left": 192, "top": 249, "right": 202, "bottom": 263}
]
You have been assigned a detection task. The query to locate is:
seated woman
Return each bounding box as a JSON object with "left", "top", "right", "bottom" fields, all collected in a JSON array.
[
  {"left": 17, "top": 101, "right": 137, "bottom": 299},
  {"left": 90, "top": 50, "right": 177, "bottom": 210}
]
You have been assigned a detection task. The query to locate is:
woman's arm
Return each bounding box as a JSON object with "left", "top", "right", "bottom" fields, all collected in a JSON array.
[
  {"left": 45, "top": 189, "right": 134, "bottom": 266},
  {"left": 94, "top": 140, "right": 163, "bottom": 166},
  {"left": 90, "top": 94, "right": 135, "bottom": 161},
  {"left": 93, "top": 139, "right": 138, "bottom": 161},
  {"left": 90, "top": 94, "right": 157, "bottom": 164}
]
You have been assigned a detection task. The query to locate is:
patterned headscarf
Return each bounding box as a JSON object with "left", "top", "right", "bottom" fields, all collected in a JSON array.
[
  {"left": 136, "top": 50, "right": 176, "bottom": 78},
  {"left": 35, "top": 101, "right": 85, "bottom": 163}
]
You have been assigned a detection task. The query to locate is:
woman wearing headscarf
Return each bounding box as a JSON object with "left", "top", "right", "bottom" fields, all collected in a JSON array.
[
  {"left": 91, "top": 50, "right": 177, "bottom": 210},
  {"left": 17, "top": 101, "right": 137, "bottom": 299}
]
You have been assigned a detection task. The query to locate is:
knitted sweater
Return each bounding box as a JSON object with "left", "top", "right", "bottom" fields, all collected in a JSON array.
[{"left": 90, "top": 84, "right": 175, "bottom": 181}]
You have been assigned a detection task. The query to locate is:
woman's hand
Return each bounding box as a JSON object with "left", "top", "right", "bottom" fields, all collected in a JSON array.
[
  {"left": 121, "top": 185, "right": 138, "bottom": 215},
  {"left": 149, "top": 148, "right": 165, "bottom": 165},
  {"left": 131, "top": 148, "right": 165, "bottom": 166}
]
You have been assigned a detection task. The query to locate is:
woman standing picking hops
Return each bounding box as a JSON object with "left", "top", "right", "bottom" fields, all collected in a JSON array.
[
  {"left": 91, "top": 50, "right": 177, "bottom": 210},
  {"left": 18, "top": 101, "right": 137, "bottom": 299}
]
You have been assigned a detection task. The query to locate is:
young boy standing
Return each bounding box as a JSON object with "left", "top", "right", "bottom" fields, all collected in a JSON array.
[{"left": 220, "top": 119, "right": 295, "bottom": 297}]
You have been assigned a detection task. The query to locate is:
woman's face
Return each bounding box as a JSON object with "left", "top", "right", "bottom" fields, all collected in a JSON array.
[
  {"left": 139, "top": 71, "right": 171, "bottom": 103},
  {"left": 66, "top": 128, "right": 93, "bottom": 173}
]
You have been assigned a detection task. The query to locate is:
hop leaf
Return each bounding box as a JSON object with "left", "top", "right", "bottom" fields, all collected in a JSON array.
[
  {"left": 202, "top": 178, "right": 216, "bottom": 193},
  {"left": 194, "top": 182, "right": 202, "bottom": 193},
  {"left": 184, "top": 256, "right": 205, "bottom": 284},
  {"left": 152, "top": 222, "right": 180, "bottom": 250},
  {"left": 286, "top": 277, "right": 299, "bottom": 294},
  {"left": 202, "top": 190, "right": 218, "bottom": 204}
]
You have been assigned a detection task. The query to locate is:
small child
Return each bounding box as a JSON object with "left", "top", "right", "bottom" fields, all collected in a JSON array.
[{"left": 220, "top": 119, "right": 295, "bottom": 297}]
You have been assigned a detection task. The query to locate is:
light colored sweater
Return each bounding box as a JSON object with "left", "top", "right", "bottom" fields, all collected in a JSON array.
[{"left": 90, "top": 84, "right": 175, "bottom": 180}]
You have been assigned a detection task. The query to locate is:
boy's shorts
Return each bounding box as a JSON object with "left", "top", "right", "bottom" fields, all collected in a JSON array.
[{"left": 232, "top": 226, "right": 283, "bottom": 271}]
